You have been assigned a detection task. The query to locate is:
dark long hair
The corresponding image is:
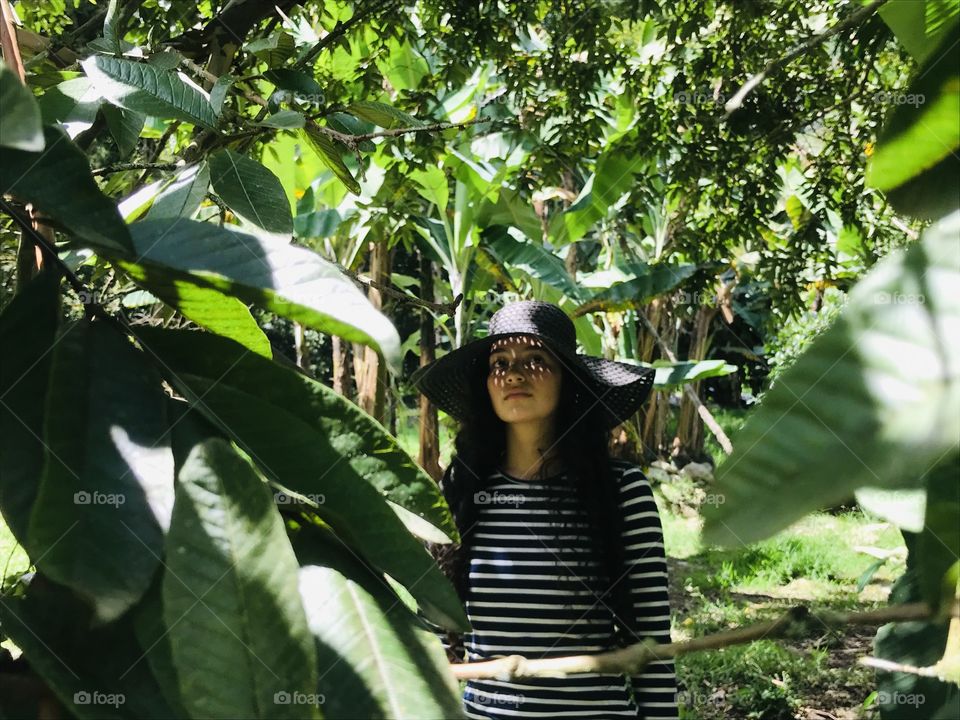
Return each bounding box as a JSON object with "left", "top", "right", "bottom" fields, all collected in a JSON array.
[{"left": 429, "top": 345, "right": 637, "bottom": 650}]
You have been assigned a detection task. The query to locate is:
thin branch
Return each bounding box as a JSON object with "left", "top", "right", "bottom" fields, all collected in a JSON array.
[
  {"left": 859, "top": 656, "right": 944, "bottom": 678},
  {"left": 451, "top": 601, "right": 954, "bottom": 680},
  {"left": 332, "top": 260, "right": 462, "bottom": 315},
  {"left": 92, "top": 162, "right": 181, "bottom": 177},
  {"left": 294, "top": 0, "right": 403, "bottom": 69},
  {"left": 724, "top": 0, "right": 889, "bottom": 114},
  {"left": 0, "top": 199, "right": 105, "bottom": 319},
  {"left": 353, "top": 118, "right": 494, "bottom": 143}
]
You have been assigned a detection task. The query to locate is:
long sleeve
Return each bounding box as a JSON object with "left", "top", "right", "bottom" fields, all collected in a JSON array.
[{"left": 616, "top": 464, "right": 679, "bottom": 720}]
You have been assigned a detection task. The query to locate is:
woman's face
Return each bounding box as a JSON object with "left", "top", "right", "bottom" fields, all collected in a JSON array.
[{"left": 486, "top": 335, "right": 563, "bottom": 426}]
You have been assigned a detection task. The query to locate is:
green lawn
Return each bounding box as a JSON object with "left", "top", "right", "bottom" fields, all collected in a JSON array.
[{"left": 659, "top": 491, "right": 906, "bottom": 720}]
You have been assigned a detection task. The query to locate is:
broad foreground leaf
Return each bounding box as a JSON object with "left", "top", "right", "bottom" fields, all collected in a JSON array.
[
  {"left": 27, "top": 320, "right": 175, "bottom": 622},
  {"left": 0, "top": 574, "right": 177, "bottom": 719},
  {"left": 163, "top": 435, "right": 318, "bottom": 719},
  {"left": 0, "top": 63, "right": 44, "bottom": 151},
  {"left": 81, "top": 55, "right": 217, "bottom": 129},
  {"left": 98, "top": 219, "right": 400, "bottom": 370},
  {"left": 704, "top": 211, "right": 960, "bottom": 546},
  {"left": 0, "top": 126, "right": 131, "bottom": 252},
  {"left": 135, "top": 326, "right": 457, "bottom": 541},
  {"left": 136, "top": 327, "right": 469, "bottom": 632},
  {"left": 0, "top": 270, "right": 60, "bottom": 545},
  {"left": 294, "top": 527, "right": 466, "bottom": 719},
  {"left": 208, "top": 149, "right": 293, "bottom": 238}
]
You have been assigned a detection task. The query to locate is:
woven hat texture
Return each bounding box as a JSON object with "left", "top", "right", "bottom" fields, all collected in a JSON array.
[{"left": 411, "top": 301, "right": 654, "bottom": 430}]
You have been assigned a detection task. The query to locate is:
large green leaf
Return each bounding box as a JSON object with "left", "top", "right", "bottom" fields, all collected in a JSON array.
[
  {"left": 548, "top": 149, "right": 645, "bottom": 245},
  {"left": 90, "top": 219, "right": 400, "bottom": 369},
  {"left": 0, "top": 126, "right": 132, "bottom": 252},
  {"left": 648, "top": 359, "right": 738, "bottom": 388},
  {"left": 484, "top": 228, "right": 583, "bottom": 300},
  {"left": 102, "top": 104, "right": 144, "bottom": 158},
  {"left": 134, "top": 327, "right": 469, "bottom": 633},
  {"left": 866, "top": 26, "right": 960, "bottom": 220},
  {"left": 293, "top": 526, "right": 466, "bottom": 720},
  {"left": 81, "top": 55, "right": 217, "bottom": 129},
  {"left": 878, "top": 0, "right": 959, "bottom": 64},
  {"left": 163, "top": 435, "right": 318, "bottom": 719},
  {"left": 0, "top": 63, "right": 44, "bottom": 151},
  {"left": 116, "top": 257, "right": 273, "bottom": 358},
  {"left": 133, "top": 571, "right": 190, "bottom": 718},
  {"left": 27, "top": 320, "right": 175, "bottom": 622},
  {"left": 300, "top": 125, "right": 361, "bottom": 194},
  {"left": 477, "top": 187, "right": 543, "bottom": 242},
  {"left": 0, "top": 575, "right": 178, "bottom": 719},
  {"left": 346, "top": 100, "right": 425, "bottom": 129},
  {"left": 134, "top": 326, "right": 456, "bottom": 541},
  {"left": 0, "top": 270, "right": 61, "bottom": 546},
  {"left": 703, "top": 211, "right": 960, "bottom": 546},
  {"left": 208, "top": 149, "right": 293, "bottom": 239},
  {"left": 574, "top": 261, "right": 700, "bottom": 315},
  {"left": 146, "top": 161, "right": 210, "bottom": 220}
]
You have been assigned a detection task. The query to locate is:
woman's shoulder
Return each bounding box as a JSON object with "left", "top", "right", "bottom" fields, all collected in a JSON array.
[
  {"left": 608, "top": 458, "right": 653, "bottom": 495},
  {"left": 608, "top": 458, "right": 648, "bottom": 480}
]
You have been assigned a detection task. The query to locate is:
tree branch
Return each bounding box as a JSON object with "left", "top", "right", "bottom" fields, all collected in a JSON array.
[
  {"left": 0, "top": 199, "right": 106, "bottom": 318},
  {"left": 92, "top": 162, "right": 181, "bottom": 177},
  {"left": 294, "top": 0, "right": 404, "bottom": 69},
  {"left": 724, "top": 0, "right": 889, "bottom": 114},
  {"left": 450, "top": 601, "right": 955, "bottom": 680},
  {"left": 332, "top": 260, "right": 462, "bottom": 316}
]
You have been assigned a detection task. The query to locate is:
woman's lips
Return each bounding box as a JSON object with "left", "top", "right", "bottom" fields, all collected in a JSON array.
[{"left": 505, "top": 392, "right": 531, "bottom": 400}]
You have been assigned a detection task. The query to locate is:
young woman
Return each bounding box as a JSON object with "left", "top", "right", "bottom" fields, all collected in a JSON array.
[{"left": 412, "top": 300, "right": 679, "bottom": 719}]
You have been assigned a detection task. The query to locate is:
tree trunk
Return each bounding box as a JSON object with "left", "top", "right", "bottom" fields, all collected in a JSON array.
[
  {"left": 294, "top": 322, "right": 310, "bottom": 373},
  {"left": 331, "top": 336, "right": 352, "bottom": 397},
  {"left": 640, "top": 297, "right": 674, "bottom": 458},
  {"left": 672, "top": 304, "right": 719, "bottom": 462},
  {"left": 417, "top": 251, "right": 442, "bottom": 483},
  {"left": 353, "top": 237, "right": 389, "bottom": 424}
]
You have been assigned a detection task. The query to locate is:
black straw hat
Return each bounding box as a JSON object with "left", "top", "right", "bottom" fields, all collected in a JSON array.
[{"left": 410, "top": 300, "right": 655, "bottom": 430}]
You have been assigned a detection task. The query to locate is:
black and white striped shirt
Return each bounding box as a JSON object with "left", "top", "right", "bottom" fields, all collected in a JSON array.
[{"left": 435, "top": 460, "right": 678, "bottom": 719}]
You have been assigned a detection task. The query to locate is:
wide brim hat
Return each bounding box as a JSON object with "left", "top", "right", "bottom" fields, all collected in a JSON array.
[{"left": 410, "top": 300, "right": 655, "bottom": 430}]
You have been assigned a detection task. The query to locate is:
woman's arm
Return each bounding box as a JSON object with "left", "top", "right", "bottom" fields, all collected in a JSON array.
[{"left": 616, "top": 463, "right": 679, "bottom": 720}]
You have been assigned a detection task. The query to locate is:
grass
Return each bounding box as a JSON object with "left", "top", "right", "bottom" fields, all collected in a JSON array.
[{"left": 658, "top": 491, "right": 906, "bottom": 720}]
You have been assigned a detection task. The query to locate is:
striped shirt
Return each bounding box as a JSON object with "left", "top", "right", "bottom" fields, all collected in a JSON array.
[{"left": 432, "top": 460, "right": 678, "bottom": 719}]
